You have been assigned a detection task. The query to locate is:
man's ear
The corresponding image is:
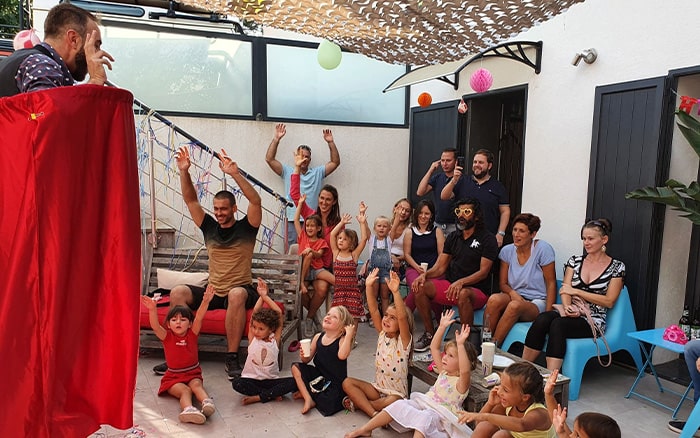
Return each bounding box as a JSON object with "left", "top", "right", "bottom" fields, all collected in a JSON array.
[{"left": 66, "top": 28, "right": 82, "bottom": 50}]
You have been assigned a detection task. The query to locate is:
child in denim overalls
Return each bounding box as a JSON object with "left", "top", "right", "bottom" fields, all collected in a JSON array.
[{"left": 367, "top": 216, "right": 394, "bottom": 315}]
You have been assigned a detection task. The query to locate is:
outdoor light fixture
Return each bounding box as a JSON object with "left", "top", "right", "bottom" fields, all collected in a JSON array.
[{"left": 572, "top": 48, "right": 597, "bottom": 66}]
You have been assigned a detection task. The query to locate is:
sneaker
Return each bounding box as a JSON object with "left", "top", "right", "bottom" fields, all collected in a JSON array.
[
  {"left": 304, "top": 318, "right": 316, "bottom": 338},
  {"left": 342, "top": 396, "right": 355, "bottom": 412},
  {"left": 152, "top": 362, "right": 167, "bottom": 375},
  {"left": 201, "top": 398, "right": 216, "bottom": 417},
  {"left": 224, "top": 353, "right": 242, "bottom": 380},
  {"left": 414, "top": 332, "right": 433, "bottom": 352},
  {"left": 668, "top": 420, "right": 700, "bottom": 437},
  {"left": 179, "top": 406, "right": 206, "bottom": 424}
]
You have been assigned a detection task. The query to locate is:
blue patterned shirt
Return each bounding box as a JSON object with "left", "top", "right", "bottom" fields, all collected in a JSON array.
[{"left": 15, "top": 42, "right": 74, "bottom": 93}]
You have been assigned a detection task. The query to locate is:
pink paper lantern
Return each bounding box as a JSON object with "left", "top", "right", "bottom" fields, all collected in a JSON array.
[
  {"left": 13, "top": 29, "right": 41, "bottom": 50},
  {"left": 470, "top": 68, "right": 493, "bottom": 93}
]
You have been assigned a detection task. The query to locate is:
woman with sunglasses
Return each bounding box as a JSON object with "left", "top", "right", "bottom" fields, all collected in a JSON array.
[
  {"left": 484, "top": 213, "right": 557, "bottom": 348},
  {"left": 522, "top": 218, "right": 625, "bottom": 372}
]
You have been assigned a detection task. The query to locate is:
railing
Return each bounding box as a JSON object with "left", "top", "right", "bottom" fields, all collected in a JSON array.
[
  {"left": 0, "top": 0, "right": 31, "bottom": 40},
  {"left": 132, "top": 93, "right": 292, "bottom": 263}
]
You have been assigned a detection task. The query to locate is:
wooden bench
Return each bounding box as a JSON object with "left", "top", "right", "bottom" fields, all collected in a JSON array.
[{"left": 139, "top": 246, "right": 302, "bottom": 366}]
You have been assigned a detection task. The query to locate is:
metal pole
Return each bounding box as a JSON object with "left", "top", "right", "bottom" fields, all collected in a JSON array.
[{"left": 148, "top": 128, "right": 158, "bottom": 248}]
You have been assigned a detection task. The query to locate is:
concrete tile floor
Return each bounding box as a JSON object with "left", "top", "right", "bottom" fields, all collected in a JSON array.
[{"left": 92, "top": 322, "right": 694, "bottom": 437}]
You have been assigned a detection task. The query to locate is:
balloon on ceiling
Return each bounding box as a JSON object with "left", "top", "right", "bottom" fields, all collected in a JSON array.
[{"left": 317, "top": 40, "right": 342, "bottom": 70}]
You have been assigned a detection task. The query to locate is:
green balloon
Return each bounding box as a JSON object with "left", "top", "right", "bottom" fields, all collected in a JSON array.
[{"left": 317, "top": 40, "right": 342, "bottom": 70}]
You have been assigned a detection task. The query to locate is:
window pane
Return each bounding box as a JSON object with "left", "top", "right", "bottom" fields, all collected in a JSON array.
[
  {"left": 104, "top": 26, "right": 252, "bottom": 115},
  {"left": 266, "top": 44, "right": 406, "bottom": 125}
]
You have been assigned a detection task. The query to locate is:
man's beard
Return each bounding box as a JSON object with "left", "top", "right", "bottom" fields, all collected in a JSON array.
[
  {"left": 72, "top": 48, "right": 88, "bottom": 82},
  {"left": 456, "top": 218, "right": 476, "bottom": 231},
  {"left": 472, "top": 168, "right": 488, "bottom": 179}
]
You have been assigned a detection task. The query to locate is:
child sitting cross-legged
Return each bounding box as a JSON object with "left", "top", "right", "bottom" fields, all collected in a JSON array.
[
  {"left": 231, "top": 278, "right": 297, "bottom": 405},
  {"left": 141, "top": 286, "right": 216, "bottom": 425}
]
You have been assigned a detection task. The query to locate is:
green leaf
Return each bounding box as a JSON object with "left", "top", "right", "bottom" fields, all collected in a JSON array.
[
  {"left": 625, "top": 186, "right": 684, "bottom": 208},
  {"left": 676, "top": 111, "right": 700, "bottom": 158},
  {"left": 627, "top": 112, "right": 700, "bottom": 225}
]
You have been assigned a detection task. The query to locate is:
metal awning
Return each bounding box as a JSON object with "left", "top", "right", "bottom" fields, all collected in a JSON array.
[{"left": 383, "top": 40, "right": 543, "bottom": 92}]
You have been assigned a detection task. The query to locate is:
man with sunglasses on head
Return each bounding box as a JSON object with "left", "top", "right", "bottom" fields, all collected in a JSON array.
[
  {"left": 265, "top": 123, "right": 341, "bottom": 248},
  {"left": 411, "top": 198, "right": 498, "bottom": 351}
]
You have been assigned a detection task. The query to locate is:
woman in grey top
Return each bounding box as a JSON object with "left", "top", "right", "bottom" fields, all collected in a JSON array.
[{"left": 484, "top": 213, "right": 557, "bottom": 347}]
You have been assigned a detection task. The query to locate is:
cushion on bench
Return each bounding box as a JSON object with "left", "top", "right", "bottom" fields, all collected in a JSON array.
[{"left": 139, "top": 295, "right": 284, "bottom": 337}]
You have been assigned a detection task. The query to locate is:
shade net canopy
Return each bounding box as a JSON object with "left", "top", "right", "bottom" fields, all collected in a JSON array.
[{"left": 178, "top": 0, "right": 583, "bottom": 65}]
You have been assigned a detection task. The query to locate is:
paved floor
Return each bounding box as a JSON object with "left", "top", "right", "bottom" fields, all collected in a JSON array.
[{"left": 92, "top": 321, "right": 696, "bottom": 437}]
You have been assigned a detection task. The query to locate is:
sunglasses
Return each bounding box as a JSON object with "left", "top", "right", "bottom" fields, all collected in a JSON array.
[{"left": 454, "top": 207, "right": 474, "bottom": 217}]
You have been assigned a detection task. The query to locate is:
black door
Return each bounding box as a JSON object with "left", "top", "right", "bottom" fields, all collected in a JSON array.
[
  {"left": 407, "top": 101, "right": 463, "bottom": 204},
  {"left": 464, "top": 87, "right": 527, "bottom": 240},
  {"left": 587, "top": 77, "right": 670, "bottom": 330}
]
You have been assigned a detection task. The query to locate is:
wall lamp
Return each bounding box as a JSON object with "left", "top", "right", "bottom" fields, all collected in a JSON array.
[{"left": 572, "top": 48, "right": 597, "bottom": 66}]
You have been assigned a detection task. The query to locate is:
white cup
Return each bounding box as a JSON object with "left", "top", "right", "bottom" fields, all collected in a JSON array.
[
  {"left": 482, "top": 342, "right": 496, "bottom": 376},
  {"left": 420, "top": 262, "right": 428, "bottom": 272},
  {"left": 300, "top": 338, "right": 312, "bottom": 356}
]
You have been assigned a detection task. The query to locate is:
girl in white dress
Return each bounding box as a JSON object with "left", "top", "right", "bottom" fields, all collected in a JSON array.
[{"left": 345, "top": 309, "right": 477, "bottom": 438}]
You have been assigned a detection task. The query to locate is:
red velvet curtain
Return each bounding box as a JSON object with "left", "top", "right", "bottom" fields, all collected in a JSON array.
[{"left": 0, "top": 85, "right": 140, "bottom": 437}]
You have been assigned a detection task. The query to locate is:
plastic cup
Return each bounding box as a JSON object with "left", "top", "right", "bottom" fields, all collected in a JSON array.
[
  {"left": 420, "top": 262, "right": 428, "bottom": 272},
  {"left": 482, "top": 341, "right": 496, "bottom": 376},
  {"left": 300, "top": 338, "right": 312, "bottom": 356}
]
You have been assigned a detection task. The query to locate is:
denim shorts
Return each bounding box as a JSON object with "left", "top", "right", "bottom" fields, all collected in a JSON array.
[{"left": 306, "top": 268, "right": 326, "bottom": 281}]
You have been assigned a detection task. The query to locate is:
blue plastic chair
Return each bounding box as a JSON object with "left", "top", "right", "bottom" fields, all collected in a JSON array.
[
  {"left": 561, "top": 286, "right": 643, "bottom": 400},
  {"left": 681, "top": 401, "right": 700, "bottom": 438},
  {"left": 500, "top": 280, "right": 563, "bottom": 352},
  {"left": 500, "top": 285, "right": 642, "bottom": 400}
]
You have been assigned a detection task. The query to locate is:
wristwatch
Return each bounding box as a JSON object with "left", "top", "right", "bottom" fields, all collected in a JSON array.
[{"left": 497, "top": 231, "right": 506, "bottom": 236}]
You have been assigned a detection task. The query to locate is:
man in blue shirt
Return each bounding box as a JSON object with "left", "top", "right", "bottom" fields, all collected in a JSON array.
[
  {"left": 416, "top": 147, "right": 460, "bottom": 235},
  {"left": 265, "top": 123, "right": 341, "bottom": 248},
  {"left": 0, "top": 3, "right": 113, "bottom": 97},
  {"left": 440, "top": 149, "right": 510, "bottom": 247}
]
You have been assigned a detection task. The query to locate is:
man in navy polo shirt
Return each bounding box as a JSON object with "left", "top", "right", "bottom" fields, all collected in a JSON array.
[{"left": 440, "top": 149, "right": 510, "bottom": 247}]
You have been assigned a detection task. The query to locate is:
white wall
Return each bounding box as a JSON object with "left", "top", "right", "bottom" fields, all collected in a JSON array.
[
  {"left": 167, "top": 117, "right": 410, "bottom": 253},
  {"left": 415, "top": 0, "right": 700, "bottom": 339}
]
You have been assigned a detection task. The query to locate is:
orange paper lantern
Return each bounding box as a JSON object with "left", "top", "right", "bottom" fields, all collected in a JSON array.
[{"left": 418, "top": 92, "right": 432, "bottom": 108}]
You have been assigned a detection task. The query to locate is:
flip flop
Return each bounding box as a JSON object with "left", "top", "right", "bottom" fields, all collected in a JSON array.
[{"left": 288, "top": 340, "right": 300, "bottom": 352}]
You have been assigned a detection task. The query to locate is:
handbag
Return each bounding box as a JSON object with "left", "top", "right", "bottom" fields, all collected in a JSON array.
[
  {"left": 663, "top": 324, "right": 689, "bottom": 345},
  {"left": 553, "top": 296, "right": 612, "bottom": 367}
]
